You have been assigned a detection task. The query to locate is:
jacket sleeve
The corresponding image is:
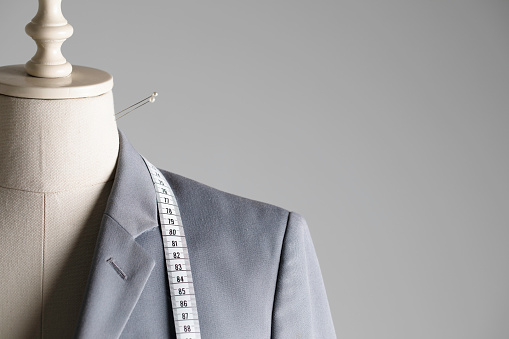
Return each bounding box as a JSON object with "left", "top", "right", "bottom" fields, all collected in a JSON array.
[{"left": 271, "top": 212, "right": 337, "bottom": 338}]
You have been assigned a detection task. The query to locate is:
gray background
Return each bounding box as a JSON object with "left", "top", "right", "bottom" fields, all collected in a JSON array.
[{"left": 2, "top": 1, "right": 509, "bottom": 338}]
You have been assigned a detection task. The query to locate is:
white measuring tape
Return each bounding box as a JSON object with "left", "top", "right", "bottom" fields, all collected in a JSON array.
[{"left": 141, "top": 156, "right": 202, "bottom": 339}]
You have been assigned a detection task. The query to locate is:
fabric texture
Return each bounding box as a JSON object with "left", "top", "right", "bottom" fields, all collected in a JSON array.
[
  {"left": 0, "top": 92, "right": 118, "bottom": 193},
  {"left": 73, "top": 129, "right": 336, "bottom": 338}
]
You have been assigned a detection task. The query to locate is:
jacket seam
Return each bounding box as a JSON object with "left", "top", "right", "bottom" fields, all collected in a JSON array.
[
  {"left": 136, "top": 224, "right": 160, "bottom": 239},
  {"left": 103, "top": 213, "right": 136, "bottom": 238},
  {"left": 270, "top": 210, "right": 292, "bottom": 338},
  {"left": 103, "top": 213, "right": 159, "bottom": 239}
]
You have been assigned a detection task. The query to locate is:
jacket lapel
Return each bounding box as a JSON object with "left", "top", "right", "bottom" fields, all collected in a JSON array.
[{"left": 74, "top": 129, "right": 161, "bottom": 338}]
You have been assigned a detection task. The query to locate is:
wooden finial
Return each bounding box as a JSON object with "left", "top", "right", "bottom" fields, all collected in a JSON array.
[
  {"left": 25, "top": 0, "right": 74, "bottom": 78},
  {"left": 0, "top": 0, "right": 113, "bottom": 98}
]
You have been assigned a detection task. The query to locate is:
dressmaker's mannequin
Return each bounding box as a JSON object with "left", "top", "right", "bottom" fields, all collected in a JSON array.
[{"left": 0, "top": 1, "right": 118, "bottom": 337}]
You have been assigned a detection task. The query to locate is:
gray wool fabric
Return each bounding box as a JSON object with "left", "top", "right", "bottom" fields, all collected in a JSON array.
[{"left": 73, "top": 129, "right": 336, "bottom": 338}]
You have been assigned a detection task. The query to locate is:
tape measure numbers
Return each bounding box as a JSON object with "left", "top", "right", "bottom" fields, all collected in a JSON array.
[{"left": 142, "top": 156, "right": 201, "bottom": 339}]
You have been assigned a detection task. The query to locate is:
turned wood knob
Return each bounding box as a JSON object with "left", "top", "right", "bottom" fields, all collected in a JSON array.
[{"left": 25, "top": 0, "right": 73, "bottom": 78}]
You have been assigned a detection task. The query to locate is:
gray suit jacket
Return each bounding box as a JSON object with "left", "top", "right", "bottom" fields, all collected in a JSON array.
[{"left": 73, "top": 129, "right": 336, "bottom": 338}]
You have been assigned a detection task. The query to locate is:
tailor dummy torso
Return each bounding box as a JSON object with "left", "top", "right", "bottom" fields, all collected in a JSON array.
[
  {"left": 0, "top": 92, "right": 119, "bottom": 338},
  {"left": 0, "top": 1, "right": 118, "bottom": 336}
]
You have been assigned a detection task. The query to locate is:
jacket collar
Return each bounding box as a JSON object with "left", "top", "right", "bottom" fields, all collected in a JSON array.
[
  {"left": 103, "top": 128, "right": 159, "bottom": 237},
  {"left": 74, "top": 129, "right": 160, "bottom": 338}
]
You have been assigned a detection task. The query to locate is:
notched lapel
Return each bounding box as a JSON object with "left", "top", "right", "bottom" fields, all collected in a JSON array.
[
  {"left": 73, "top": 129, "right": 161, "bottom": 338},
  {"left": 74, "top": 215, "right": 155, "bottom": 339}
]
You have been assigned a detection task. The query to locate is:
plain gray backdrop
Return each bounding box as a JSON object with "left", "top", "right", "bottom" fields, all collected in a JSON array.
[{"left": 2, "top": 1, "right": 509, "bottom": 338}]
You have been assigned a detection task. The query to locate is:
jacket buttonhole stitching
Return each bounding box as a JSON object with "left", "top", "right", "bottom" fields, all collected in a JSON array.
[{"left": 106, "top": 257, "right": 128, "bottom": 280}]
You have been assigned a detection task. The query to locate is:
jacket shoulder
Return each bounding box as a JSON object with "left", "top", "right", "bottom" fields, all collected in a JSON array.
[
  {"left": 159, "top": 168, "right": 291, "bottom": 230},
  {"left": 158, "top": 169, "right": 336, "bottom": 338},
  {"left": 158, "top": 169, "right": 291, "bottom": 336}
]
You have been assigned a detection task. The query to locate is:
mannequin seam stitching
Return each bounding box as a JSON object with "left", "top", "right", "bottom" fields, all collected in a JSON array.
[
  {"left": 41, "top": 193, "right": 46, "bottom": 338},
  {"left": 0, "top": 179, "right": 114, "bottom": 194}
]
